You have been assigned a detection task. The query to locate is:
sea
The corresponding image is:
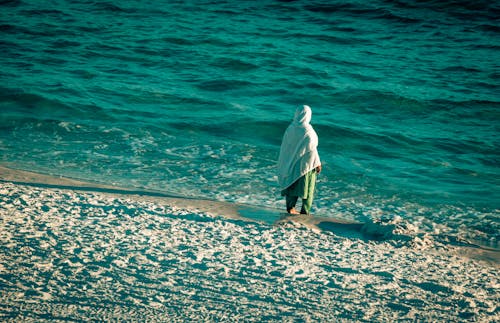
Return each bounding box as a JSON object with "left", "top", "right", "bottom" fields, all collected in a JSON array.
[{"left": 0, "top": 0, "right": 499, "bottom": 247}]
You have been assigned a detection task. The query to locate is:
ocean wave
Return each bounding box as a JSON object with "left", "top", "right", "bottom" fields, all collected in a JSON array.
[
  {"left": 305, "top": 2, "right": 421, "bottom": 24},
  {"left": 3, "top": 19, "right": 77, "bottom": 38},
  {"left": 0, "top": 0, "right": 22, "bottom": 7},
  {"left": 390, "top": 0, "right": 499, "bottom": 16},
  {"left": 287, "top": 32, "right": 368, "bottom": 45},
  {"left": 19, "top": 8, "right": 67, "bottom": 16},
  {"left": 304, "top": 2, "right": 365, "bottom": 14},
  {"left": 195, "top": 79, "right": 255, "bottom": 91},
  {"left": 90, "top": 2, "right": 136, "bottom": 14},
  {"left": 429, "top": 99, "right": 500, "bottom": 120},
  {"left": 0, "top": 88, "right": 109, "bottom": 124},
  {"left": 0, "top": 23, "right": 16, "bottom": 32},
  {"left": 212, "top": 57, "right": 259, "bottom": 72},
  {"left": 440, "top": 65, "right": 483, "bottom": 73},
  {"left": 0, "top": 38, "right": 25, "bottom": 53},
  {"left": 478, "top": 23, "right": 500, "bottom": 33},
  {"left": 472, "top": 43, "right": 500, "bottom": 50},
  {"left": 161, "top": 36, "right": 196, "bottom": 46},
  {"left": 0, "top": 23, "right": 40, "bottom": 37},
  {"left": 49, "top": 39, "right": 81, "bottom": 49}
]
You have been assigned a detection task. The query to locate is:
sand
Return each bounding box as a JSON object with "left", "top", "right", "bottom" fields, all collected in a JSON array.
[{"left": 0, "top": 166, "right": 498, "bottom": 322}]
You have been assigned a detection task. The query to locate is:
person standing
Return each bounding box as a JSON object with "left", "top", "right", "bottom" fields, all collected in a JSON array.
[{"left": 278, "top": 105, "right": 322, "bottom": 215}]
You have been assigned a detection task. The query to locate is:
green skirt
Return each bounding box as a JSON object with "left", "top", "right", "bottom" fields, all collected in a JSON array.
[{"left": 281, "top": 169, "right": 317, "bottom": 199}]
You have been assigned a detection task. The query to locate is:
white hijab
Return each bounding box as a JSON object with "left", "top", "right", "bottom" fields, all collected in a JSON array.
[{"left": 277, "top": 105, "right": 321, "bottom": 190}]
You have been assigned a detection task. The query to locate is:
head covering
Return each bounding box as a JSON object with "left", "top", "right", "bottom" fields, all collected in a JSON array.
[{"left": 277, "top": 105, "right": 321, "bottom": 190}]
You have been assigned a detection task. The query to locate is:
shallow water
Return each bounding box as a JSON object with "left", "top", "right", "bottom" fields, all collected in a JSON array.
[{"left": 0, "top": 0, "right": 499, "bottom": 246}]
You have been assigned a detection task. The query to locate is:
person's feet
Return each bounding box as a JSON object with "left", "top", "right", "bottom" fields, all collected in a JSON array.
[{"left": 288, "top": 208, "right": 300, "bottom": 215}]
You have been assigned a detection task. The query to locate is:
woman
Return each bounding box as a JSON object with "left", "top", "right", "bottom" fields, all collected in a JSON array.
[{"left": 277, "top": 105, "right": 322, "bottom": 215}]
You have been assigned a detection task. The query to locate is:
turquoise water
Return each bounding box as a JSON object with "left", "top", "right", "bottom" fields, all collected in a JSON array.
[{"left": 1, "top": 0, "right": 499, "bottom": 245}]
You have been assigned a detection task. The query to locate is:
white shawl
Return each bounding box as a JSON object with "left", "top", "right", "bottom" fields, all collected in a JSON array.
[{"left": 277, "top": 105, "right": 321, "bottom": 190}]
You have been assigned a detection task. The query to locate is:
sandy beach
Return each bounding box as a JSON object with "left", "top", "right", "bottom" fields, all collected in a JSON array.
[
  {"left": 2, "top": 0, "right": 499, "bottom": 321},
  {"left": 0, "top": 166, "right": 498, "bottom": 322}
]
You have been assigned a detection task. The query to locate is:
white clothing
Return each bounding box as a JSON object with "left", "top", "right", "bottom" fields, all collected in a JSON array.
[{"left": 277, "top": 105, "right": 321, "bottom": 190}]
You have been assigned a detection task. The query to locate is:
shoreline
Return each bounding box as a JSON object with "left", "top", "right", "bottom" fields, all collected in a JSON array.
[{"left": 1, "top": 164, "right": 498, "bottom": 266}]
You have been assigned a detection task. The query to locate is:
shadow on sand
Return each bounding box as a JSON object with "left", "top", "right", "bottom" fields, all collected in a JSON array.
[{"left": 237, "top": 207, "right": 368, "bottom": 241}]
